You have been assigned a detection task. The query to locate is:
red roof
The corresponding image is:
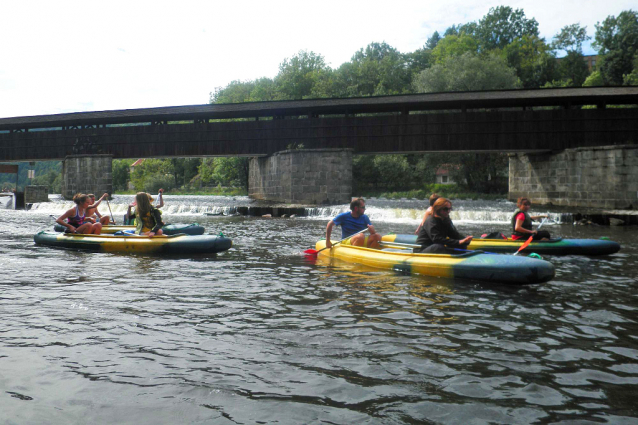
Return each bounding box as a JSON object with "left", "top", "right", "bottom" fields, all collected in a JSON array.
[{"left": 131, "top": 159, "right": 145, "bottom": 167}]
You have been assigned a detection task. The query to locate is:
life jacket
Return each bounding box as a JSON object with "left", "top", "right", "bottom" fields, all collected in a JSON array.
[
  {"left": 511, "top": 209, "right": 532, "bottom": 237},
  {"left": 135, "top": 207, "right": 164, "bottom": 234}
]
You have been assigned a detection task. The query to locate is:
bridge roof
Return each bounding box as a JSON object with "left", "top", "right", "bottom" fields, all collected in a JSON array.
[{"left": 1, "top": 87, "right": 637, "bottom": 131}]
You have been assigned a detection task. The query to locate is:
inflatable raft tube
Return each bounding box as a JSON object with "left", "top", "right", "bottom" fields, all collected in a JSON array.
[
  {"left": 53, "top": 223, "right": 206, "bottom": 236},
  {"left": 315, "top": 240, "right": 554, "bottom": 284},
  {"left": 35, "top": 231, "right": 231, "bottom": 254},
  {"left": 382, "top": 234, "right": 620, "bottom": 256}
]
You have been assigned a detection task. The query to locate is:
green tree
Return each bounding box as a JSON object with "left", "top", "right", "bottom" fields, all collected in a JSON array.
[
  {"left": 334, "top": 42, "right": 411, "bottom": 96},
  {"left": 557, "top": 51, "right": 590, "bottom": 86},
  {"left": 476, "top": 6, "right": 540, "bottom": 51},
  {"left": 552, "top": 23, "right": 591, "bottom": 53},
  {"left": 211, "top": 78, "right": 277, "bottom": 104},
  {"left": 373, "top": 155, "right": 412, "bottom": 189},
  {"left": 413, "top": 52, "right": 521, "bottom": 92},
  {"left": 583, "top": 70, "right": 605, "bottom": 86},
  {"left": 198, "top": 157, "right": 248, "bottom": 189},
  {"left": 594, "top": 10, "right": 638, "bottom": 85},
  {"left": 405, "top": 48, "right": 433, "bottom": 78},
  {"left": 274, "top": 50, "right": 329, "bottom": 99},
  {"left": 426, "top": 31, "right": 441, "bottom": 49},
  {"left": 623, "top": 54, "right": 638, "bottom": 85},
  {"left": 112, "top": 159, "right": 132, "bottom": 191},
  {"left": 431, "top": 34, "right": 479, "bottom": 64},
  {"left": 502, "top": 35, "right": 558, "bottom": 88}
]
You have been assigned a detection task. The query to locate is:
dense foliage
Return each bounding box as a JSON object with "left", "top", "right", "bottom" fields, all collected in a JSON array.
[{"left": 8, "top": 8, "right": 635, "bottom": 198}]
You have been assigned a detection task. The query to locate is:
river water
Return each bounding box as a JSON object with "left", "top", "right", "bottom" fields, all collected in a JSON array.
[{"left": 1, "top": 195, "right": 637, "bottom": 424}]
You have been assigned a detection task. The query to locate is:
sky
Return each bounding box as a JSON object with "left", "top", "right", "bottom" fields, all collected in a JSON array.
[{"left": 0, "top": 0, "right": 634, "bottom": 119}]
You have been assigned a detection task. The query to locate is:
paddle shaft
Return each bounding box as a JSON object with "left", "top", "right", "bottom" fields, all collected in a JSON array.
[
  {"left": 106, "top": 199, "right": 116, "bottom": 224},
  {"left": 513, "top": 217, "right": 548, "bottom": 256}
]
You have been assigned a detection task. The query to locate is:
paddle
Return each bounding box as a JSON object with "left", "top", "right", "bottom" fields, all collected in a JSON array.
[
  {"left": 304, "top": 227, "right": 368, "bottom": 256},
  {"left": 106, "top": 199, "right": 116, "bottom": 224},
  {"left": 513, "top": 217, "right": 547, "bottom": 256}
]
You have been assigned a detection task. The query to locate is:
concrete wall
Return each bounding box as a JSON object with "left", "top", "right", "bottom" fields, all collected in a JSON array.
[
  {"left": 24, "top": 185, "right": 49, "bottom": 204},
  {"left": 249, "top": 149, "right": 352, "bottom": 205},
  {"left": 509, "top": 145, "right": 638, "bottom": 209},
  {"left": 61, "top": 155, "right": 113, "bottom": 200}
]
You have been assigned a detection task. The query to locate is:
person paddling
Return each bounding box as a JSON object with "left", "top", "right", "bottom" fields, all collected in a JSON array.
[
  {"left": 512, "top": 197, "right": 550, "bottom": 241},
  {"left": 56, "top": 193, "right": 103, "bottom": 234},
  {"left": 86, "top": 193, "right": 111, "bottom": 226},
  {"left": 325, "top": 198, "right": 381, "bottom": 249}
]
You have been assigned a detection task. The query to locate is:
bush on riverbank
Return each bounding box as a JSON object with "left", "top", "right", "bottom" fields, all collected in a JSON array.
[
  {"left": 359, "top": 184, "right": 507, "bottom": 201},
  {"left": 115, "top": 187, "right": 247, "bottom": 196}
]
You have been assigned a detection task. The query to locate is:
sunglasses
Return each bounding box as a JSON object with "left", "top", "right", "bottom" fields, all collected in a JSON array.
[{"left": 440, "top": 207, "right": 452, "bottom": 212}]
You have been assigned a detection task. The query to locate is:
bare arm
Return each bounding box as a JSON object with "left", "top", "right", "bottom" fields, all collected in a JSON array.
[
  {"left": 325, "top": 220, "right": 335, "bottom": 248},
  {"left": 415, "top": 210, "right": 431, "bottom": 234},
  {"left": 56, "top": 208, "right": 76, "bottom": 233},
  {"left": 156, "top": 189, "right": 164, "bottom": 208}
]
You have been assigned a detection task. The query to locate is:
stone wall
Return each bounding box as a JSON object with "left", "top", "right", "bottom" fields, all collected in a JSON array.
[
  {"left": 24, "top": 185, "right": 49, "bottom": 204},
  {"left": 509, "top": 145, "right": 638, "bottom": 209},
  {"left": 61, "top": 155, "right": 113, "bottom": 200},
  {"left": 249, "top": 149, "right": 352, "bottom": 204}
]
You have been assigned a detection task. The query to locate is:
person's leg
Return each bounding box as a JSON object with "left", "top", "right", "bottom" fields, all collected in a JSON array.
[
  {"left": 91, "top": 223, "right": 103, "bottom": 235},
  {"left": 75, "top": 223, "right": 94, "bottom": 234},
  {"left": 421, "top": 244, "right": 448, "bottom": 253},
  {"left": 367, "top": 233, "right": 382, "bottom": 249},
  {"left": 533, "top": 230, "right": 551, "bottom": 241},
  {"left": 349, "top": 233, "right": 365, "bottom": 246},
  {"left": 156, "top": 229, "right": 164, "bottom": 236},
  {"left": 100, "top": 216, "right": 111, "bottom": 226}
]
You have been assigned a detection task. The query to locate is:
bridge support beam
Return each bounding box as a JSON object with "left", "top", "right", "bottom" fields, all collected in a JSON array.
[
  {"left": 509, "top": 145, "right": 638, "bottom": 209},
  {"left": 249, "top": 149, "right": 353, "bottom": 205},
  {"left": 61, "top": 155, "right": 113, "bottom": 200}
]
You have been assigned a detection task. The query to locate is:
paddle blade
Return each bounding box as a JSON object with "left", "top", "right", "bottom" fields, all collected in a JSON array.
[
  {"left": 304, "top": 249, "right": 319, "bottom": 255},
  {"left": 513, "top": 236, "right": 533, "bottom": 256}
]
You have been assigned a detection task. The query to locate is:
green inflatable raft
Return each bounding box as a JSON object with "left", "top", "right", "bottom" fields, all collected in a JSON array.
[
  {"left": 53, "top": 223, "right": 205, "bottom": 236},
  {"left": 382, "top": 234, "right": 621, "bottom": 256},
  {"left": 35, "top": 231, "right": 232, "bottom": 254}
]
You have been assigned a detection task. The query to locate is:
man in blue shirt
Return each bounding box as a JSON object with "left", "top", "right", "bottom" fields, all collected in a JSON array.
[{"left": 325, "top": 198, "right": 382, "bottom": 249}]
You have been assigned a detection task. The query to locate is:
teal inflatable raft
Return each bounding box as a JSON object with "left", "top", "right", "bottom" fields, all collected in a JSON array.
[
  {"left": 382, "top": 234, "right": 621, "bottom": 256},
  {"left": 35, "top": 231, "right": 231, "bottom": 254},
  {"left": 53, "top": 223, "right": 205, "bottom": 236}
]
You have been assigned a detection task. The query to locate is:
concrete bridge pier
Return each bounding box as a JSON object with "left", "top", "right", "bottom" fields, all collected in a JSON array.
[
  {"left": 249, "top": 148, "right": 353, "bottom": 205},
  {"left": 61, "top": 154, "right": 113, "bottom": 200},
  {"left": 509, "top": 145, "right": 638, "bottom": 209}
]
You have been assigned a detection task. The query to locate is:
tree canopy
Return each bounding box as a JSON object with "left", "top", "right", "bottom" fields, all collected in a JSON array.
[{"left": 594, "top": 10, "right": 638, "bottom": 85}]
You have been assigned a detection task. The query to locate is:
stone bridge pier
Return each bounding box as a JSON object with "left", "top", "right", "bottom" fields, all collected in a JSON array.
[
  {"left": 61, "top": 154, "right": 113, "bottom": 200},
  {"left": 509, "top": 145, "right": 638, "bottom": 209},
  {"left": 249, "top": 149, "right": 352, "bottom": 205}
]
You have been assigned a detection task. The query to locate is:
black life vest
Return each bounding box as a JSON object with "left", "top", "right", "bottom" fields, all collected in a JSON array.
[{"left": 511, "top": 209, "right": 532, "bottom": 237}]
